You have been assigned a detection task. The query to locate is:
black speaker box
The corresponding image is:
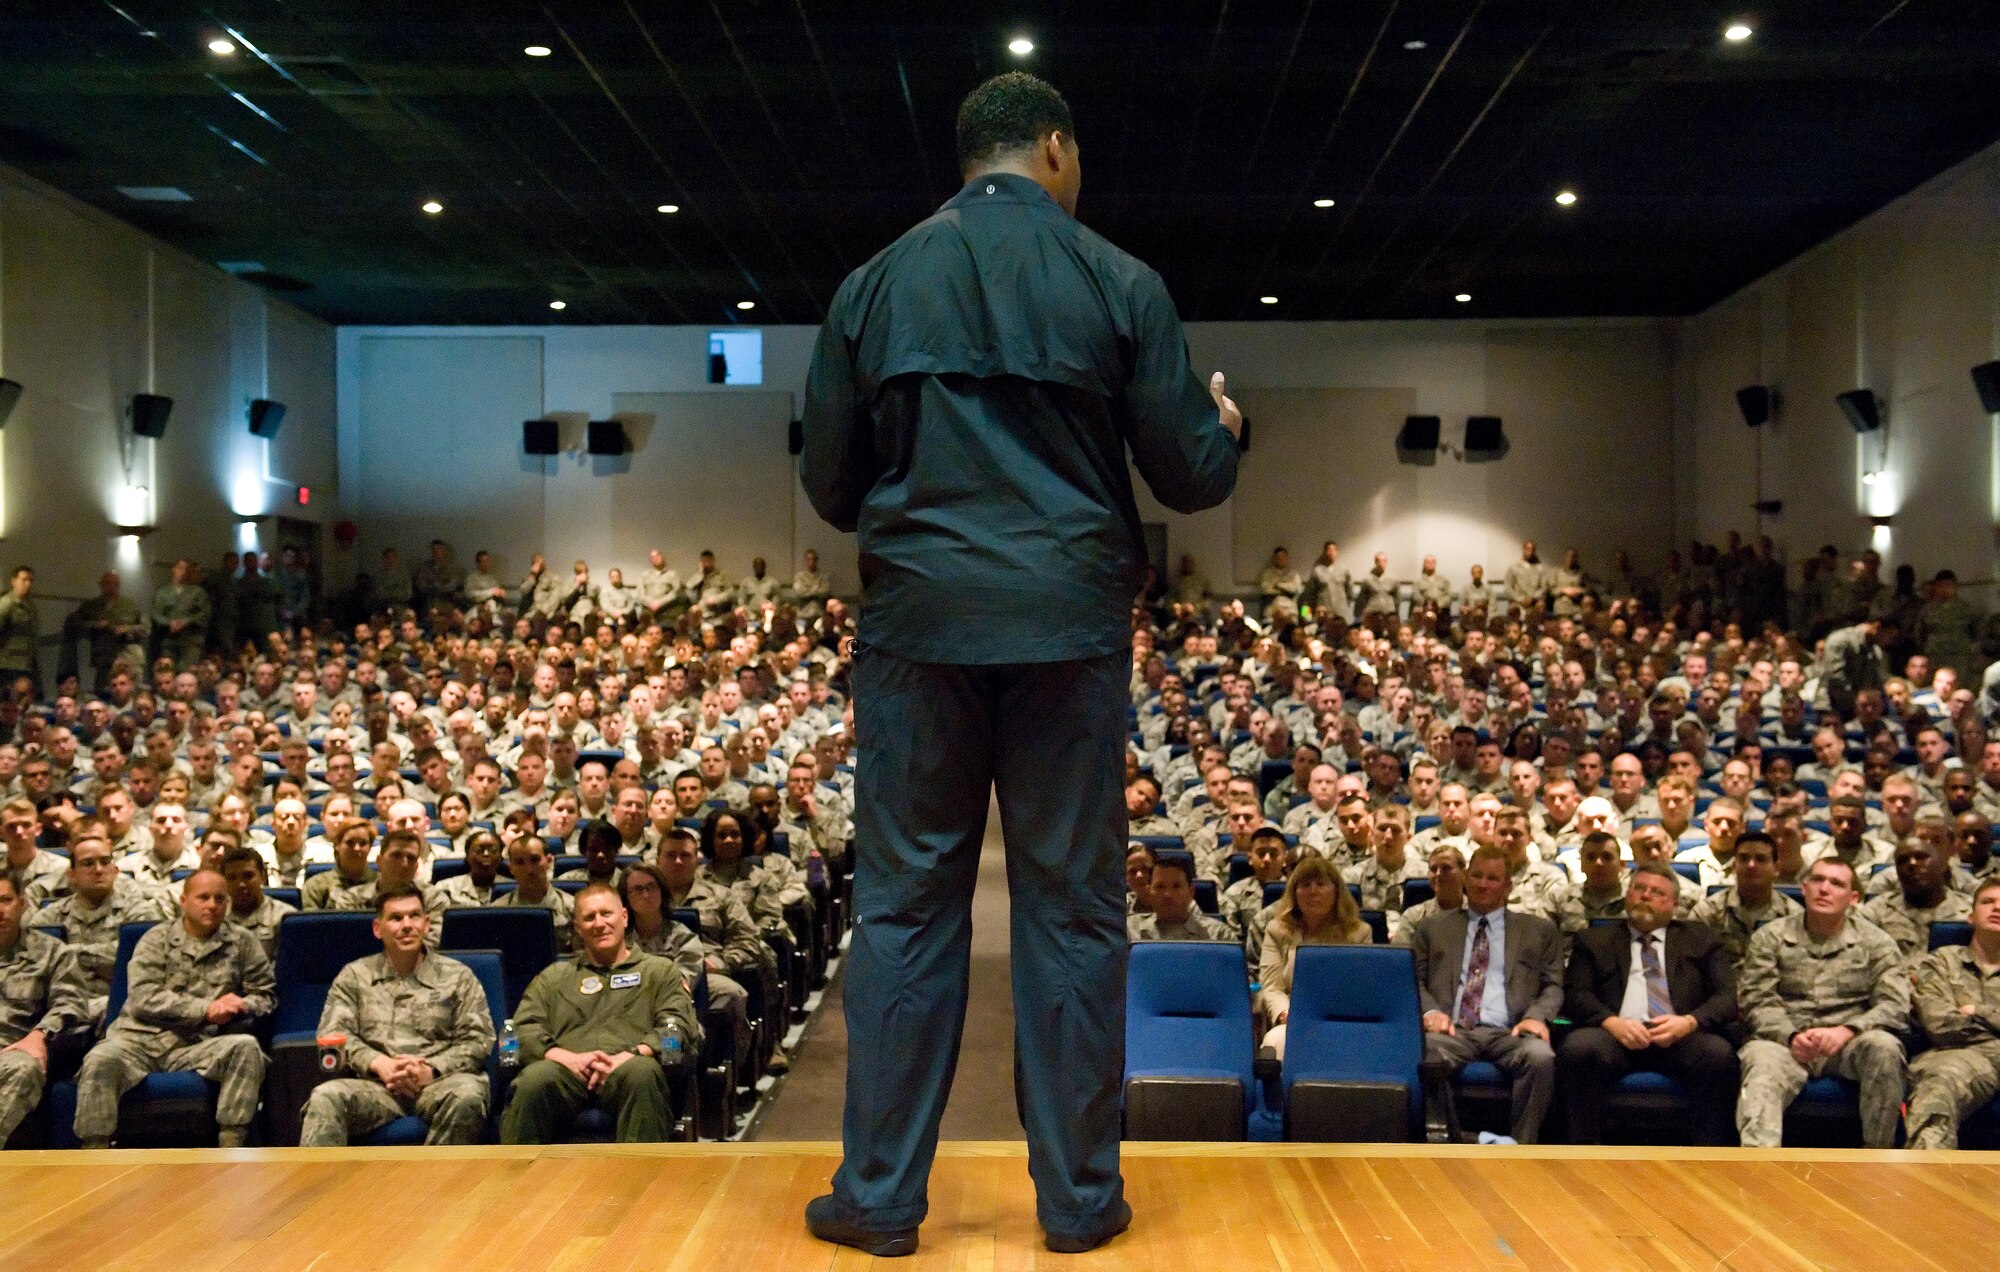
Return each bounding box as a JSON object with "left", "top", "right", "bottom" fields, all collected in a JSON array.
[
  {"left": 524, "top": 419, "right": 559, "bottom": 455},
  {"left": 130, "top": 393, "right": 173, "bottom": 438},
  {"left": 1972, "top": 362, "right": 2000, "bottom": 414},
  {"left": 1464, "top": 415, "right": 1509, "bottom": 462},
  {"left": 586, "top": 419, "right": 628, "bottom": 456},
  {"left": 1237, "top": 417, "right": 1252, "bottom": 454},
  {"left": 708, "top": 352, "right": 728, "bottom": 385},
  {"left": 1735, "top": 385, "right": 1776, "bottom": 427},
  {"left": 787, "top": 419, "right": 803, "bottom": 456},
  {"left": 248, "top": 398, "right": 287, "bottom": 438},
  {"left": 0, "top": 378, "right": 22, "bottom": 428},
  {"left": 1396, "top": 415, "right": 1440, "bottom": 466},
  {"left": 1835, "top": 389, "right": 1881, "bottom": 433}
]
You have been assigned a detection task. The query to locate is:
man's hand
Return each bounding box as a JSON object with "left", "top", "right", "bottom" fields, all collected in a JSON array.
[
  {"left": 1788, "top": 1031, "right": 1820, "bottom": 1065},
  {"left": 600, "top": 1050, "right": 638, "bottom": 1077},
  {"left": 1512, "top": 1018, "right": 1550, "bottom": 1044},
  {"left": 1602, "top": 1017, "right": 1652, "bottom": 1051},
  {"left": 1815, "top": 1025, "right": 1857, "bottom": 1056},
  {"left": 205, "top": 993, "right": 248, "bottom": 1025},
  {"left": 546, "top": 1047, "right": 597, "bottom": 1084},
  {"left": 1422, "top": 1010, "right": 1456, "bottom": 1036},
  {"left": 1, "top": 1029, "right": 49, "bottom": 1072},
  {"left": 1210, "top": 372, "right": 1242, "bottom": 440},
  {"left": 368, "top": 1055, "right": 402, "bottom": 1087},
  {"left": 1646, "top": 1015, "right": 1698, "bottom": 1047}
]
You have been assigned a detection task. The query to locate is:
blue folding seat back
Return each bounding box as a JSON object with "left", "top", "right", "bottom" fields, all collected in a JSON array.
[
  {"left": 1670, "top": 862, "right": 1701, "bottom": 884},
  {"left": 272, "top": 913, "right": 384, "bottom": 1041},
  {"left": 1123, "top": 942, "right": 1254, "bottom": 1141},
  {"left": 439, "top": 908, "right": 558, "bottom": 1015},
  {"left": 431, "top": 859, "right": 471, "bottom": 882},
  {"left": 1263, "top": 880, "right": 1286, "bottom": 908},
  {"left": 1193, "top": 879, "right": 1219, "bottom": 915},
  {"left": 1402, "top": 879, "right": 1434, "bottom": 910},
  {"left": 1413, "top": 815, "right": 1440, "bottom": 834},
  {"left": 1133, "top": 835, "right": 1184, "bottom": 854},
  {"left": 1258, "top": 759, "right": 1291, "bottom": 798},
  {"left": 1283, "top": 945, "right": 1423, "bottom": 1141},
  {"left": 1931, "top": 921, "right": 1973, "bottom": 951},
  {"left": 265, "top": 887, "right": 302, "bottom": 910}
]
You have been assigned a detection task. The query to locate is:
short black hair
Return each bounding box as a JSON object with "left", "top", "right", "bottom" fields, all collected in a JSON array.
[{"left": 956, "top": 72, "right": 1074, "bottom": 174}]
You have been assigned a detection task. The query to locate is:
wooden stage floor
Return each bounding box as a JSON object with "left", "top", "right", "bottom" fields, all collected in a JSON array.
[{"left": 1, "top": 1141, "right": 1989, "bottom": 1270}]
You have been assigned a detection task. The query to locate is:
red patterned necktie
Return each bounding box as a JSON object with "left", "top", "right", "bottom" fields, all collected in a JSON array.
[{"left": 1456, "top": 916, "right": 1491, "bottom": 1028}]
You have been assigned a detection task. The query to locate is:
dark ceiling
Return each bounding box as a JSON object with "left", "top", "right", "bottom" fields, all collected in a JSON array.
[{"left": 2, "top": 1, "right": 1996, "bottom": 326}]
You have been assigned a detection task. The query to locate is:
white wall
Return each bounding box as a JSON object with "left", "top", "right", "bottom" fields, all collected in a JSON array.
[
  {"left": 337, "top": 317, "right": 1678, "bottom": 594},
  {"left": 1676, "top": 139, "right": 2000, "bottom": 585},
  {"left": 0, "top": 164, "right": 337, "bottom": 656}
]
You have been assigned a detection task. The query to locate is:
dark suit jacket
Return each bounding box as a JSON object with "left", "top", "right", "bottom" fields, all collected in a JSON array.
[
  {"left": 1562, "top": 918, "right": 1738, "bottom": 1036},
  {"left": 1410, "top": 907, "right": 1564, "bottom": 1025}
]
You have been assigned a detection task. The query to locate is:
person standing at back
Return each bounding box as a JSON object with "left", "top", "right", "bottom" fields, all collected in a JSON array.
[{"left": 800, "top": 71, "right": 1240, "bottom": 1257}]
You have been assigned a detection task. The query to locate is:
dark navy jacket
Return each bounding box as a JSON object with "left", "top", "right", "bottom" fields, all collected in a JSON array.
[{"left": 801, "top": 172, "right": 1238, "bottom": 665}]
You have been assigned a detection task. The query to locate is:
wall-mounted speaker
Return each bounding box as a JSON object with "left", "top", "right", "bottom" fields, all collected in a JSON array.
[
  {"left": 1972, "top": 362, "right": 2000, "bottom": 414},
  {"left": 1396, "top": 415, "right": 1440, "bottom": 466},
  {"left": 1752, "top": 499, "right": 1784, "bottom": 516},
  {"left": 0, "top": 378, "right": 21, "bottom": 428},
  {"left": 248, "top": 398, "right": 287, "bottom": 438},
  {"left": 130, "top": 393, "right": 173, "bottom": 438},
  {"left": 586, "top": 419, "right": 628, "bottom": 456},
  {"left": 1464, "top": 415, "right": 1509, "bottom": 462},
  {"left": 1835, "top": 389, "right": 1882, "bottom": 433},
  {"left": 523, "top": 419, "right": 559, "bottom": 455},
  {"left": 787, "top": 419, "right": 803, "bottom": 456},
  {"left": 1735, "top": 385, "right": 1777, "bottom": 427},
  {"left": 708, "top": 352, "right": 728, "bottom": 385},
  {"left": 1237, "top": 417, "right": 1252, "bottom": 454}
]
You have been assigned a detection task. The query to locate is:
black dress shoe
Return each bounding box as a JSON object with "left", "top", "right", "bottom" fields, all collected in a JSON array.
[
  {"left": 1044, "top": 1198, "right": 1132, "bottom": 1254},
  {"left": 804, "top": 1193, "right": 919, "bottom": 1258}
]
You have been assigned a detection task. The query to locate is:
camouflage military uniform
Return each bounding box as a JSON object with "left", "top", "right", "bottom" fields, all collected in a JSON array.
[
  {"left": 704, "top": 856, "right": 794, "bottom": 926},
  {"left": 302, "top": 867, "right": 378, "bottom": 912},
  {"left": 1735, "top": 913, "right": 1909, "bottom": 1148},
  {"left": 36, "top": 881, "right": 172, "bottom": 1021},
  {"left": 429, "top": 875, "right": 501, "bottom": 911},
  {"left": 6, "top": 848, "right": 70, "bottom": 909},
  {"left": 1508, "top": 860, "right": 1572, "bottom": 923},
  {"left": 1688, "top": 886, "right": 1802, "bottom": 963},
  {"left": 1343, "top": 855, "right": 1427, "bottom": 915},
  {"left": 0, "top": 928, "right": 90, "bottom": 1141},
  {"left": 1859, "top": 890, "right": 1971, "bottom": 971},
  {"left": 1126, "top": 909, "right": 1234, "bottom": 942},
  {"left": 227, "top": 894, "right": 298, "bottom": 963},
  {"left": 1391, "top": 897, "right": 1462, "bottom": 945},
  {"left": 72, "top": 921, "right": 275, "bottom": 1143},
  {"left": 1556, "top": 887, "right": 1627, "bottom": 939},
  {"left": 1906, "top": 942, "right": 2000, "bottom": 1149},
  {"left": 1220, "top": 875, "right": 1278, "bottom": 953},
  {"left": 299, "top": 950, "right": 495, "bottom": 1146}
]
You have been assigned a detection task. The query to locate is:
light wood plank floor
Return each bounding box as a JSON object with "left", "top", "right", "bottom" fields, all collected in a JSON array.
[{"left": 1, "top": 1141, "right": 1991, "bottom": 1270}]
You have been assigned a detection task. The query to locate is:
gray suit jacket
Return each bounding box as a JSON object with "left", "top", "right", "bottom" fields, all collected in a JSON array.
[{"left": 1409, "top": 906, "right": 1564, "bottom": 1025}]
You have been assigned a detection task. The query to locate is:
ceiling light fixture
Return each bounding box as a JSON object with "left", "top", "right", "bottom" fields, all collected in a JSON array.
[
  {"left": 1259, "top": 296, "right": 1279, "bottom": 305},
  {"left": 1008, "top": 37, "right": 1035, "bottom": 56},
  {"left": 1403, "top": 39, "right": 1427, "bottom": 50},
  {"left": 421, "top": 199, "right": 443, "bottom": 215},
  {"left": 656, "top": 203, "right": 679, "bottom": 214},
  {"left": 1554, "top": 190, "right": 1578, "bottom": 206},
  {"left": 549, "top": 300, "right": 567, "bottom": 311},
  {"left": 1312, "top": 198, "right": 1335, "bottom": 208},
  {"left": 1454, "top": 293, "right": 1472, "bottom": 303},
  {"left": 208, "top": 37, "right": 236, "bottom": 55},
  {"left": 736, "top": 301, "right": 756, "bottom": 311},
  {"left": 524, "top": 45, "right": 552, "bottom": 57},
  {"left": 1724, "top": 23, "right": 1753, "bottom": 42}
]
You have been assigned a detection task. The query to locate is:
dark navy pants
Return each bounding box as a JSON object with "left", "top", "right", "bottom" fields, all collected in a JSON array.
[{"left": 829, "top": 644, "right": 1129, "bottom": 1238}]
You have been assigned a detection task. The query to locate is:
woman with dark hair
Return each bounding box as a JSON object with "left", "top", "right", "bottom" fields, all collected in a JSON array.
[
  {"left": 619, "top": 862, "right": 706, "bottom": 990},
  {"left": 699, "top": 807, "right": 787, "bottom": 925},
  {"left": 1256, "top": 855, "right": 1372, "bottom": 1062}
]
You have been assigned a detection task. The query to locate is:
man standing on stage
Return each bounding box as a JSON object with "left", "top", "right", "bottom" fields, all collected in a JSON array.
[{"left": 801, "top": 71, "right": 1239, "bottom": 1256}]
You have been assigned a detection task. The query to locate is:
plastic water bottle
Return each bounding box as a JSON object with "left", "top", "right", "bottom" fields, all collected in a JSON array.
[
  {"left": 497, "top": 1018, "right": 520, "bottom": 1073},
  {"left": 658, "top": 1018, "right": 689, "bottom": 1070}
]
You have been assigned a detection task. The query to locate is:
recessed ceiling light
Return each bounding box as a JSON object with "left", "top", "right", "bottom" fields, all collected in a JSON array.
[
  {"left": 1008, "top": 37, "right": 1035, "bottom": 56},
  {"left": 1403, "top": 39, "right": 1427, "bottom": 51},
  {"left": 549, "top": 300, "right": 567, "bottom": 311},
  {"left": 1724, "top": 23, "right": 1753, "bottom": 42},
  {"left": 1259, "top": 295, "right": 1279, "bottom": 305},
  {"left": 524, "top": 45, "right": 552, "bottom": 57},
  {"left": 1312, "top": 198, "right": 1335, "bottom": 208},
  {"left": 421, "top": 199, "right": 443, "bottom": 215},
  {"left": 736, "top": 301, "right": 756, "bottom": 311},
  {"left": 656, "top": 203, "right": 679, "bottom": 214},
  {"left": 208, "top": 37, "right": 237, "bottom": 55},
  {"left": 1454, "top": 293, "right": 1471, "bottom": 303},
  {"left": 1554, "top": 190, "right": 1578, "bottom": 206}
]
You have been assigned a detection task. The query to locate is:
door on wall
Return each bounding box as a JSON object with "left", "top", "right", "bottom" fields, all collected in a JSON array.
[{"left": 275, "top": 517, "right": 324, "bottom": 627}]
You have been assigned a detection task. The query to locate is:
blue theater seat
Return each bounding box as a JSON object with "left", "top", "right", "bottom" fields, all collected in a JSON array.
[
  {"left": 440, "top": 908, "right": 558, "bottom": 1016},
  {"left": 264, "top": 912, "right": 390, "bottom": 1145},
  {"left": 1123, "top": 942, "right": 1260, "bottom": 1141},
  {"left": 1282, "top": 945, "right": 1423, "bottom": 1142}
]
